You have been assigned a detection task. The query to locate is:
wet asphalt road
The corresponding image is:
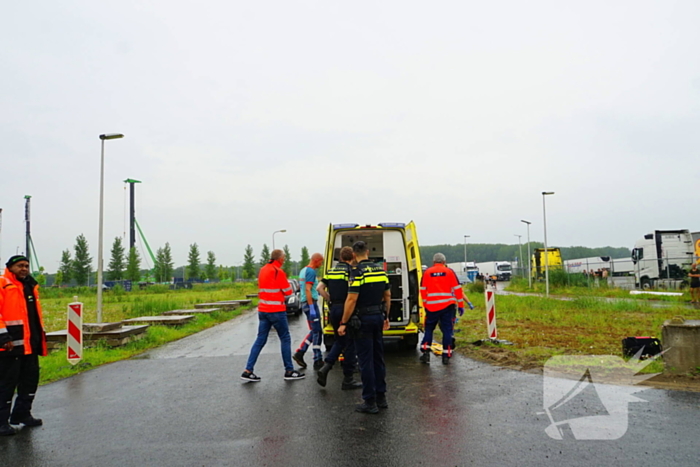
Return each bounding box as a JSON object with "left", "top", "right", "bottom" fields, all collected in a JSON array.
[{"left": 1, "top": 309, "right": 700, "bottom": 466}]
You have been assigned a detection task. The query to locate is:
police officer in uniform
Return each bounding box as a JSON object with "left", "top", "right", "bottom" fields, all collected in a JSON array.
[
  {"left": 338, "top": 241, "right": 391, "bottom": 414},
  {"left": 316, "top": 246, "right": 362, "bottom": 389}
]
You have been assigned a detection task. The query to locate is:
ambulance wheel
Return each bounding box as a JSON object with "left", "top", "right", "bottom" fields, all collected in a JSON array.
[
  {"left": 401, "top": 334, "right": 419, "bottom": 349},
  {"left": 324, "top": 334, "right": 335, "bottom": 351}
]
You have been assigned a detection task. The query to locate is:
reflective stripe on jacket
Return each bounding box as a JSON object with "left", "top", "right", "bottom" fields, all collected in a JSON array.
[
  {"left": 0, "top": 268, "right": 47, "bottom": 356},
  {"left": 258, "top": 260, "right": 292, "bottom": 312},
  {"left": 419, "top": 263, "right": 464, "bottom": 312}
]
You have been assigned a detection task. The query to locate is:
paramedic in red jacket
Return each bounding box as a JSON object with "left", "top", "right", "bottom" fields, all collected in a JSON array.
[
  {"left": 241, "top": 249, "right": 305, "bottom": 382},
  {"left": 419, "top": 253, "right": 465, "bottom": 365},
  {"left": 0, "top": 255, "right": 47, "bottom": 436}
]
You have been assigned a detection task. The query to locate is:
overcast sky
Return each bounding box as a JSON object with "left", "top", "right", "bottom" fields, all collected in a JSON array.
[{"left": 2, "top": 1, "right": 699, "bottom": 271}]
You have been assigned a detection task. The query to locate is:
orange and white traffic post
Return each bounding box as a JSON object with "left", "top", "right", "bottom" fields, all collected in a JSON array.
[
  {"left": 484, "top": 285, "right": 497, "bottom": 339},
  {"left": 67, "top": 297, "right": 83, "bottom": 365}
]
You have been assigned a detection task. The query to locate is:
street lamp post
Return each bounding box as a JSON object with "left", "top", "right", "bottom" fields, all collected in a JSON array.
[
  {"left": 521, "top": 220, "right": 532, "bottom": 289},
  {"left": 272, "top": 229, "right": 287, "bottom": 250},
  {"left": 463, "top": 235, "right": 470, "bottom": 265},
  {"left": 514, "top": 234, "right": 523, "bottom": 278},
  {"left": 542, "top": 192, "right": 555, "bottom": 297},
  {"left": 97, "top": 133, "right": 124, "bottom": 323}
]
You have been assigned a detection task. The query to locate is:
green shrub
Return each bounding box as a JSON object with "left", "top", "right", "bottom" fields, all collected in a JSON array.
[{"left": 467, "top": 280, "right": 485, "bottom": 293}]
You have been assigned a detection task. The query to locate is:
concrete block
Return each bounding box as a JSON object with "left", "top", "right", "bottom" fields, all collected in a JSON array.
[
  {"left": 46, "top": 325, "right": 149, "bottom": 350},
  {"left": 122, "top": 315, "right": 195, "bottom": 326},
  {"left": 230, "top": 299, "right": 252, "bottom": 306},
  {"left": 662, "top": 318, "right": 700, "bottom": 373},
  {"left": 194, "top": 302, "right": 239, "bottom": 310},
  {"left": 162, "top": 308, "right": 220, "bottom": 315},
  {"left": 82, "top": 322, "right": 123, "bottom": 332}
]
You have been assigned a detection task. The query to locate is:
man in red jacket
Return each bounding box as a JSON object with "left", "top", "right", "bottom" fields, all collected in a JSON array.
[
  {"left": 241, "top": 249, "right": 305, "bottom": 382},
  {"left": 0, "top": 255, "right": 47, "bottom": 436},
  {"left": 419, "top": 253, "right": 465, "bottom": 365}
]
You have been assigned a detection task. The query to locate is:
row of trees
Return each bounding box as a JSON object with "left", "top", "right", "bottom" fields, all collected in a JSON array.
[{"left": 52, "top": 235, "right": 313, "bottom": 286}]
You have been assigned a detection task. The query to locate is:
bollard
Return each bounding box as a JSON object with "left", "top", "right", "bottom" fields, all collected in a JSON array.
[
  {"left": 67, "top": 297, "right": 83, "bottom": 365},
  {"left": 484, "top": 285, "right": 497, "bottom": 339}
]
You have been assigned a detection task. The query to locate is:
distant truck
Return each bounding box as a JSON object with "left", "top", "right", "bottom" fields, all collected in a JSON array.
[
  {"left": 531, "top": 248, "right": 563, "bottom": 279},
  {"left": 631, "top": 229, "right": 693, "bottom": 289},
  {"left": 446, "top": 261, "right": 478, "bottom": 284},
  {"left": 475, "top": 261, "right": 512, "bottom": 281}
]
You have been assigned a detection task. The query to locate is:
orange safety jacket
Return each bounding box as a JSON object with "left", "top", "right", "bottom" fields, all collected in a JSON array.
[
  {"left": 257, "top": 260, "right": 293, "bottom": 312},
  {"left": 0, "top": 268, "right": 47, "bottom": 356},
  {"left": 420, "top": 263, "right": 465, "bottom": 312}
]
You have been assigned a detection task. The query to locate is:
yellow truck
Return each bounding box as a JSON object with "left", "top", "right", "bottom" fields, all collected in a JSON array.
[
  {"left": 532, "top": 247, "right": 563, "bottom": 279},
  {"left": 321, "top": 222, "right": 425, "bottom": 349}
]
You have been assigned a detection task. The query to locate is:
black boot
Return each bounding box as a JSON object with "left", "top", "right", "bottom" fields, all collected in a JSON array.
[
  {"left": 341, "top": 375, "right": 362, "bottom": 390},
  {"left": 0, "top": 423, "right": 17, "bottom": 436},
  {"left": 293, "top": 351, "right": 307, "bottom": 369},
  {"left": 10, "top": 393, "right": 41, "bottom": 427},
  {"left": 376, "top": 393, "right": 388, "bottom": 409},
  {"left": 10, "top": 415, "right": 42, "bottom": 427},
  {"left": 442, "top": 355, "right": 450, "bottom": 365},
  {"left": 0, "top": 402, "right": 15, "bottom": 436},
  {"left": 420, "top": 351, "right": 430, "bottom": 364},
  {"left": 355, "top": 399, "right": 379, "bottom": 414},
  {"left": 316, "top": 363, "right": 332, "bottom": 387}
]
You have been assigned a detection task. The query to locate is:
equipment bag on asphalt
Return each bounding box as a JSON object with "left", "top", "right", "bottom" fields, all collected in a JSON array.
[{"left": 622, "top": 336, "right": 662, "bottom": 359}]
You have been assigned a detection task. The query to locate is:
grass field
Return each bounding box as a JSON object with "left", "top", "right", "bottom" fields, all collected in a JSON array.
[
  {"left": 37, "top": 282, "right": 258, "bottom": 384},
  {"left": 39, "top": 282, "right": 257, "bottom": 332},
  {"left": 455, "top": 289, "right": 700, "bottom": 377},
  {"left": 506, "top": 276, "right": 690, "bottom": 302}
]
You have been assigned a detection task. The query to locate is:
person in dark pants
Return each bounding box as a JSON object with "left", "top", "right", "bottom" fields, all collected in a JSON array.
[
  {"left": 293, "top": 253, "right": 324, "bottom": 371},
  {"left": 241, "top": 249, "right": 305, "bottom": 382},
  {"left": 419, "top": 253, "right": 465, "bottom": 365},
  {"left": 316, "top": 246, "right": 361, "bottom": 390},
  {"left": 338, "top": 241, "right": 391, "bottom": 414},
  {"left": 689, "top": 262, "right": 700, "bottom": 303},
  {"left": 0, "top": 255, "right": 47, "bottom": 436}
]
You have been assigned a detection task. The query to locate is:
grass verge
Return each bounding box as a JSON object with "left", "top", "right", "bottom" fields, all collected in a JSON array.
[
  {"left": 455, "top": 292, "right": 699, "bottom": 382},
  {"left": 505, "top": 276, "right": 690, "bottom": 302}
]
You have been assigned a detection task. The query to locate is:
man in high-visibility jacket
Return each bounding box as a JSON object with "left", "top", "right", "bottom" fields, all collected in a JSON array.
[
  {"left": 419, "top": 252, "right": 464, "bottom": 365},
  {"left": 0, "top": 255, "right": 47, "bottom": 436},
  {"left": 241, "top": 249, "right": 305, "bottom": 382}
]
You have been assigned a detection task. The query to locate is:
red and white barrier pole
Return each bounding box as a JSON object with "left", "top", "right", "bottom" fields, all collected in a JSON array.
[
  {"left": 484, "top": 286, "right": 497, "bottom": 339},
  {"left": 67, "top": 298, "right": 83, "bottom": 365}
]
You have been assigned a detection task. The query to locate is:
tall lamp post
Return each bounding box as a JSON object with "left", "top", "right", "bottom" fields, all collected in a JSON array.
[
  {"left": 514, "top": 234, "right": 523, "bottom": 278},
  {"left": 521, "top": 220, "right": 532, "bottom": 289},
  {"left": 97, "top": 133, "right": 124, "bottom": 323},
  {"left": 272, "top": 229, "right": 286, "bottom": 250},
  {"left": 463, "top": 235, "right": 470, "bottom": 265},
  {"left": 542, "top": 192, "right": 555, "bottom": 297}
]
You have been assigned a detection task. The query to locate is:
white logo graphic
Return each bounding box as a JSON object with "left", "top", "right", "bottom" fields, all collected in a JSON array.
[{"left": 542, "top": 353, "right": 660, "bottom": 440}]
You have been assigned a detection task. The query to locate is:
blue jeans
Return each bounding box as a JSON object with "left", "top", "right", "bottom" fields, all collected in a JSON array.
[
  {"left": 296, "top": 302, "right": 323, "bottom": 363},
  {"left": 420, "top": 304, "right": 456, "bottom": 358},
  {"left": 325, "top": 304, "right": 357, "bottom": 376},
  {"left": 245, "top": 311, "right": 294, "bottom": 372},
  {"left": 354, "top": 313, "right": 386, "bottom": 401}
]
